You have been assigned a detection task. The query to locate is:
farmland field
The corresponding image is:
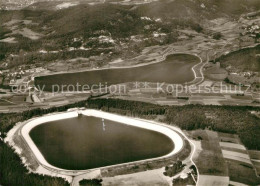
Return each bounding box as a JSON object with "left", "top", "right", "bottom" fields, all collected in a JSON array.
[
  {"left": 227, "top": 159, "right": 260, "bottom": 185},
  {"left": 188, "top": 130, "right": 228, "bottom": 176},
  {"left": 0, "top": 98, "right": 15, "bottom": 105},
  {"left": 248, "top": 150, "right": 260, "bottom": 160}
]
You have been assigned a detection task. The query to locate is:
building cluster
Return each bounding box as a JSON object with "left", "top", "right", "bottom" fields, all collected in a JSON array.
[
  {"left": 240, "top": 23, "right": 260, "bottom": 41},
  {"left": 0, "top": 65, "right": 45, "bottom": 86}
]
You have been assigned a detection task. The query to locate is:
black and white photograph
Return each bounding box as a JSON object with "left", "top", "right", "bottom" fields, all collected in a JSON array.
[{"left": 0, "top": 0, "right": 260, "bottom": 185}]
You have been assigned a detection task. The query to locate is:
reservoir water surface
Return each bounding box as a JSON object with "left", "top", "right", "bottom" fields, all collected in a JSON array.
[
  {"left": 35, "top": 54, "right": 199, "bottom": 91},
  {"left": 29, "top": 116, "right": 174, "bottom": 170}
]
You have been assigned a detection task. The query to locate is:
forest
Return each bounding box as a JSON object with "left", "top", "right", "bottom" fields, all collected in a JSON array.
[
  {"left": 86, "top": 98, "right": 260, "bottom": 150},
  {"left": 0, "top": 97, "right": 260, "bottom": 185},
  {"left": 0, "top": 99, "right": 91, "bottom": 185},
  {"left": 216, "top": 44, "right": 260, "bottom": 72},
  {"left": 0, "top": 141, "right": 69, "bottom": 186}
]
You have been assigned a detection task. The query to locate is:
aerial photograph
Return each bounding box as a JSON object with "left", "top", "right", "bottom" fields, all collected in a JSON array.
[{"left": 0, "top": 0, "right": 259, "bottom": 185}]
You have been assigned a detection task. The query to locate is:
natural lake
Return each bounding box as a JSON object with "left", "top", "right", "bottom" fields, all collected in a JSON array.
[{"left": 29, "top": 116, "right": 174, "bottom": 170}]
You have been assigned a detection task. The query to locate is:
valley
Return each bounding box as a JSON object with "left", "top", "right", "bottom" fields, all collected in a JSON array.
[{"left": 0, "top": 0, "right": 260, "bottom": 186}]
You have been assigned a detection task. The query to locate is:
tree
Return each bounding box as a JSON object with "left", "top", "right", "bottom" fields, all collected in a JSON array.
[{"left": 213, "top": 32, "right": 222, "bottom": 40}]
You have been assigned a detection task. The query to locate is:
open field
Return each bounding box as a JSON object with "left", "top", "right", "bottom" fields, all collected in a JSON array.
[
  {"left": 188, "top": 130, "right": 229, "bottom": 185},
  {"left": 227, "top": 159, "right": 260, "bottom": 185},
  {"left": 198, "top": 175, "right": 229, "bottom": 186},
  {"left": 230, "top": 95, "right": 253, "bottom": 100},
  {"left": 248, "top": 150, "right": 260, "bottom": 176},
  {"left": 188, "top": 129, "right": 260, "bottom": 185},
  {"left": 248, "top": 150, "right": 260, "bottom": 160},
  {"left": 0, "top": 99, "right": 15, "bottom": 106},
  {"left": 219, "top": 142, "right": 246, "bottom": 150},
  {"left": 218, "top": 132, "right": 241, "bottom": 144},
  {"left": 0, "top": 37, "right": 17, "bottom": 43},
  {"left": 217, "top": 132, "right": 260, "bottom": 185},
  {"left": 222, "top": 150, "right": 251, "bottom": 164},
  {"left": 188, "top": 130, "right": 228, "bottom": 176},
  {"left": 204, "top": 65, "right": 228, "bottom": 81},
  {"left": 102, "top": 167, "right": 169, "bottom": 186},
  {"left": 253, "top": 161, "right": 260, "bottom": 176},
  {"left": 10, "top": 95, "right": 26, "bottom": 103},
  {"left": 0, "top": 92, "right": 91, "bottom": 112}
]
